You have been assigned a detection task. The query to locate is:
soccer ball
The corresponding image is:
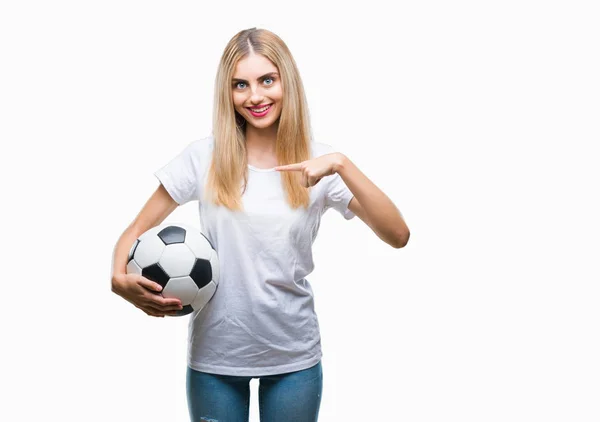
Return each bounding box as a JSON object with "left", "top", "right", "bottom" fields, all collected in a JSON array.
[{"left": 126, "top": 223, "right": 219, "bottom": 317}]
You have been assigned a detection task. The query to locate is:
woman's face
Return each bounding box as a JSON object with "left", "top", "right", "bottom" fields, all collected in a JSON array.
[{"left": 231, "top": 53, "right": 283, "bottom": 130}]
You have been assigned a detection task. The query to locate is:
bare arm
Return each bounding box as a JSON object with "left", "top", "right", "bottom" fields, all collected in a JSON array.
[
  {"left": 336, "top": 154, "right": 410, "bottom": 248},
  {"left": 111, "top": 183, "right": 178, "bottom": 289}
]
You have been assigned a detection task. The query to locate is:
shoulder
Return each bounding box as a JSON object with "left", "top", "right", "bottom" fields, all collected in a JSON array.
[
  {"left": 174, "top": 135, "right": 214, "bottom": 167},
  {"left": 188, "top": 134, "right": 214, "bottom": 157}
]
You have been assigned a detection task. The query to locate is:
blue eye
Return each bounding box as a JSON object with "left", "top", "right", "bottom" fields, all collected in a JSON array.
[{"left": 234, "top": 77, "right": 275, "bottom": 90}]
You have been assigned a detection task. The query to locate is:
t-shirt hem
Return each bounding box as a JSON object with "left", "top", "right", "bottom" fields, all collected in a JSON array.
[
  {"left": 187, "top": 351, "right": 323, "bottom": 377},
  {"left": 342, "top": 193, "right": 356, "bottom": 220}
]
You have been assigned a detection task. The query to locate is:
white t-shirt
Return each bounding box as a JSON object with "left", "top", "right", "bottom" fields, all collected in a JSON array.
[{"left": 154, "top": 135, "right": 355, "bottom": 376}]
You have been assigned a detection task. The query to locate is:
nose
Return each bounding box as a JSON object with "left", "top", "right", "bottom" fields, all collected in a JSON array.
[
  {"left": 250, "top": 91, "right": 265, "bottom": 104},
  {"left": 248, "top": 84, "right": 266, "bottom": 104}
]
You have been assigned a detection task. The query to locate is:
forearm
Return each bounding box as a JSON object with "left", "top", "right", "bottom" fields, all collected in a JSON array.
[
  {"left": 334, "top": 153, "right": 409, "bottom": 247},
  {"left": 111, "top": 225, "right": 139, "bottom": 289}
]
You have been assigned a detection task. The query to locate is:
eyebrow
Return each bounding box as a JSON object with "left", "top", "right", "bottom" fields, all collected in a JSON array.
[{"left": 232, "top": 72, "right": 279, "bottom": 83}]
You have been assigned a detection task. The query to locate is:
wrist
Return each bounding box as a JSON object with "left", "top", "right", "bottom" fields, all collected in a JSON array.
[{"left": 111, "top": 273, "right": 126, "bottom": 293}]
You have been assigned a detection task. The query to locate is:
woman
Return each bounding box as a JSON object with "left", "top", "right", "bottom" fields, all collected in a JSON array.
[{"left": 111, "top": 27, "right": 409, "bottom": 422}]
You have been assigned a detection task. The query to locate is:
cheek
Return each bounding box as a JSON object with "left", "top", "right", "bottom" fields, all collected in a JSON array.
[
  {"left": 273, "top": 86, "right": 284, "bottom": 102},
  {"left": 232, "top": 93, "right": 244, "bottom": 109}
]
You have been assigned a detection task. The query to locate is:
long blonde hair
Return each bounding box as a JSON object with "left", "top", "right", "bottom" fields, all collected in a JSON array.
[{"left": 204, "top": 27, "right": 313, "bottom": 211}]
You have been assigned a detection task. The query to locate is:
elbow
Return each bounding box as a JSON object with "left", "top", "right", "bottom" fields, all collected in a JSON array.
[{"left": 392, "top": 229, "right": 410, "bottom": 249}]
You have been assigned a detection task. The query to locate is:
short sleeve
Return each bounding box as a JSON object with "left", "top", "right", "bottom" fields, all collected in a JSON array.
[
  {"left": 154, "top": 139, "right": 206, "bottom": 205},
  {"left": 324, "top": 172, "right": 356, "bottom": 220},
  {"left": 317, "top": 142, "right": 356, "bottom": 220}
]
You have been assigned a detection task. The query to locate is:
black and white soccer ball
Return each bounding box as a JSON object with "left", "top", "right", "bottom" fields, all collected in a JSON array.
[{"left": 126, "top": 223, "right": 219, "bottom": 317}]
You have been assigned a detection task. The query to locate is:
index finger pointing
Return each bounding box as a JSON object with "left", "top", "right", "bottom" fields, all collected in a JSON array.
[{"left": 274, "top": 163, "right": 302, "bottom": 171}]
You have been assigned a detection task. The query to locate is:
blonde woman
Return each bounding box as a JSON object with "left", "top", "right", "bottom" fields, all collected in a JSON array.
[{"left": 111, "top": 27, "right": 409, "bottom": 422}]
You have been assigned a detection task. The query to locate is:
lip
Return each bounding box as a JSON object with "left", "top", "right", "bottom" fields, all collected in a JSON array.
[
  {"left": 246, "top": 103, "right": 273, "bottom": 117},
  {"left": 246, "top": 103, "right": 271, "bottom": 109}
]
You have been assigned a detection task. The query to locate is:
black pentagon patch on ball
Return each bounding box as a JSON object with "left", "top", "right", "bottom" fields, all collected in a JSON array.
[
  {"left": 142, "top": 263, "right": 170, "bottom": 289},
  {"left": 158, "top": 226, "right": 186, "bottom": 245},
  {"left": 127, "top": 238, "right": 140, "bottom": 263},
  {"left": 190, "top": 258, "right": 213, "bottom": 289},
  {"left": 173, "top": 304, "right": 194, "bottom": 317}
]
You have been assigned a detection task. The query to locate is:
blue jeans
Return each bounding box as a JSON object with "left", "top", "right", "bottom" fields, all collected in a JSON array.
[{"left": 186, "top": 360, "right": 323, "bottom": 422}]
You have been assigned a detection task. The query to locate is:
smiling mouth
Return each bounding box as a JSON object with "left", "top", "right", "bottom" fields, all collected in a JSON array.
[{"left": 246, "top": 104, "right": 272, "bottom": 113}]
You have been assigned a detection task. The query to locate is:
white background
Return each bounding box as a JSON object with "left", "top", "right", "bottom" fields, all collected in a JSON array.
[{"left": 1, "top": 1, "right": 599, "bottom": 421}]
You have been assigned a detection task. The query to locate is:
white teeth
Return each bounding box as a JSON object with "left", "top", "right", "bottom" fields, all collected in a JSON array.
[{"left": 250, "top": 105, "right": 270, "bottom": 113}]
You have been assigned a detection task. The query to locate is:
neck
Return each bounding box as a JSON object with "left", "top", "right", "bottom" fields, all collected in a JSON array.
[{"left": 244, "top": 121, "right": 279, "bottom": 153}]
